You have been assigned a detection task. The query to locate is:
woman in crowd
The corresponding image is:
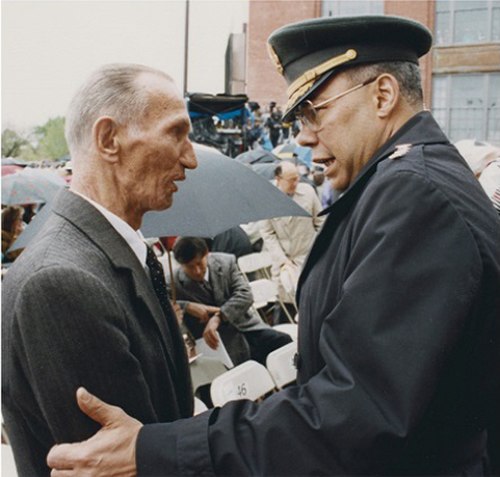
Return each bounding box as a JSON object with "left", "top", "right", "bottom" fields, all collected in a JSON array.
[{"left": 2, "top": 205, "right": 24, "bottom": 263}]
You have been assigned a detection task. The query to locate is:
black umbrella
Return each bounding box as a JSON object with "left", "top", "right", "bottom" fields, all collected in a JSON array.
[
  {"left": 140, "top": 145, "right": 309, "bottom": 237},
  {"left": 10, "top": 145, "right": 309, "bottom": 251},
  {"left": 235, "top": 149, "right": 280, "bottom": 165}
]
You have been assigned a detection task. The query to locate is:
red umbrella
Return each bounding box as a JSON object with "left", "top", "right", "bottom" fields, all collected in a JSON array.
[{"left": 2, "top": 165, "right": 23, "bottom": 176}]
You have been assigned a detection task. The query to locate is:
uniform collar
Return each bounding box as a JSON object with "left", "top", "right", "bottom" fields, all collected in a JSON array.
[{"left": 319, "top": 111, "right": 449, "bottom": 216}]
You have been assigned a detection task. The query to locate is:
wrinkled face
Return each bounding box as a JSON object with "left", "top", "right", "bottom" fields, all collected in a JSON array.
[
  {"left": 276, "top": 167, "right": 300, "bottom": 195},
  {"left": 296, "top": 72, "right": 379, "bottom": 193},
  {"left": 118, "top": 73, "right": 197, "bottom": 213},
  {"left": 181, "top": 252, "right": 209, "bottom": 282}
]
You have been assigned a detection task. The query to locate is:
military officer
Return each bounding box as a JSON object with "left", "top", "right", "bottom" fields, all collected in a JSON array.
[{"left": 48, "top": 15, "right": 500, "bottom": 476}]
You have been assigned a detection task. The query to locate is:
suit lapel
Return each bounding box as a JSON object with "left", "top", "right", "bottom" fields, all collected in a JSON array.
[{"left": 51, "top": 190, "right": 178, "bottom": 369}]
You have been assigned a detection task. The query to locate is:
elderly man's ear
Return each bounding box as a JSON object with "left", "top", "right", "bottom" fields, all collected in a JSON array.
[
  {"left": 93, "top": 117, "right": 121, "bottom": 162},
  {"left": 372, "top": 74, "right": 400, "bottom": 119}
]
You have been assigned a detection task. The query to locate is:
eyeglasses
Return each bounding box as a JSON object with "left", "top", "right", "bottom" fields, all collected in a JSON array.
[{"left": 295, "top": 76, "right": 378, "bottom": 132}]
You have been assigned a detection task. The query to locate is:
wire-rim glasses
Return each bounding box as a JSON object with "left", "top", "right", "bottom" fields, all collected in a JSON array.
[{"left": 295, "top": 76, "right": 379, "bottom": 132}]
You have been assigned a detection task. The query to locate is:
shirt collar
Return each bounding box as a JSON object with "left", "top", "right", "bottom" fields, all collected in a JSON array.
[{"left": 71, "top": 191, "right": 147, "bottom": 267}]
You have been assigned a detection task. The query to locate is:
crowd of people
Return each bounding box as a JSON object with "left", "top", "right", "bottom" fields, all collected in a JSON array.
[
  {"left": 245, "top": 100, "right": 298, "bottom": 151},
  {"left": 1, "top": 13, "right": 500, "bottom": 477}
]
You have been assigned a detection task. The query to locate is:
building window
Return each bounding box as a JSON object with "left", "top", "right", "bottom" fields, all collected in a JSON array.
[
  {"left": 432, "top": 73, "right": 500, "bottom": 144},
  {"left": 435, "top": 0, "right": 500, "bottom": 45},
  {"left": 322, "top": 0, "right": 383, "bottom": 17}
]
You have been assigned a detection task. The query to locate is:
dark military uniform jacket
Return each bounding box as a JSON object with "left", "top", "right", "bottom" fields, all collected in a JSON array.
[{"left": 136, "top": 112, "right": 500, "bottom": 476}]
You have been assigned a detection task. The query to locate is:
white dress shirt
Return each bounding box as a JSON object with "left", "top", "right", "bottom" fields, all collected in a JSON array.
[{"left": 71, "top": 191, "right": 147, "bottom": 267}]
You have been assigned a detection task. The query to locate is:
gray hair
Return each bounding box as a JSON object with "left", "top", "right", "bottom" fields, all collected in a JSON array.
[
  {"left": 65, "top": 63, "right": 173, "bottom": 155},
  {"left": 345, "top": 61, "right": 423, "bottom": 107}
]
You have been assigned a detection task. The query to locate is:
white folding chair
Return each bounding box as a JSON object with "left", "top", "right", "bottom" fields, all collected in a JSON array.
[
  {"left": 266, "top": 341, "right": 297, "bottom": 389},
  {"left": 272, "top": 323, "right": 298, "bottom": 341},
  {"left": 193, "top": 396, "right": 208, "bottom": 415},
  {"left": 238, "top": 253, "right": 296, "bottom": 323},
  {"left": 237, "top": 252, "right": 273, "bottom": 280},
  {"left": 249, "top": 278, "right": 279, "bottom": 309},
  {"left": 210, "top": 360, "right": 276, "bottom": 407},
  {"left": 1, "top": 444, "right": 17, "bottom": 477}
]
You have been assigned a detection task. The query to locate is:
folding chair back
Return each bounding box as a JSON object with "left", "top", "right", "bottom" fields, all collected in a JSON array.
[
  {"left": 210, "top": 360, "right": 276, "bottom": 407},
  {"left": 272, "top": 323, "right": 298, "bottom": 341},
  {"left": 237, "top": 252, "right": 273, "bottom": 278},
  {"left": 238, "top": 253, "right": 297, "bottom": 323},
  {"left": 266, "top": 341, "right": 297, "bottom": 389},
  {"left": 249, "top": 279, "right": 278, "bottom": 309}
]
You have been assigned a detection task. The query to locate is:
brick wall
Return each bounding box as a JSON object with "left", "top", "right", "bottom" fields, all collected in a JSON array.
[
  {"left": 247, "top": 0, "right": 320, "bottom": 111},
  {"left": 246, "top": 0, "right": 436, "bottom": 109},
  {"left": 384, "top": 1, "right": 434, "bottom": 107}
]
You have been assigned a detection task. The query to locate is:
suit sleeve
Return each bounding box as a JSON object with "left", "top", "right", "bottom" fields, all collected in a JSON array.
[
  {"left": 136, "top": 170, "right": 485, "bottom": 476},
  {"left": 11, "top": 266, "right": 160, "bottom": 443}
]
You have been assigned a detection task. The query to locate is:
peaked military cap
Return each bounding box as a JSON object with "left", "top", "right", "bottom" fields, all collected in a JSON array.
[{"left": 267, "top": 15, "right": 432, "bottom": 121}]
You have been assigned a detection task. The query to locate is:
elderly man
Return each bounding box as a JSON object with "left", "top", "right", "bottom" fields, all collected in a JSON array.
[
  {"left": 260, "top": 161, "right": 323, "bottom": 315},
  {"left": 48, "top": 15, "right": 500, "bottom": 477},
  {"left": 1, "top": 63, "right": 197, "bottom": 476}
]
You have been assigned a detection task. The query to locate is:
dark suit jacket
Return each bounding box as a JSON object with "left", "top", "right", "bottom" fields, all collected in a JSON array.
[
  {"left": 136, "top": 112, "right": 500, "bottom": 476},
  {"left": 2, "top": 190, "right": 192, "bottom": 477}
]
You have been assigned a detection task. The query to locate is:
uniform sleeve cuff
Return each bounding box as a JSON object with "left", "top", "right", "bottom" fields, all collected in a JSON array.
[{"left": 136, "top": 411, "right": 215, "bottom": 476}]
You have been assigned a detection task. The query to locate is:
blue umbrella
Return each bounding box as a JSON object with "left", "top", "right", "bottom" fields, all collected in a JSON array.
[
  {"left": 235, "top": 149, "right": 280, "bottom": 165},
  {"left": 2, "top": 169, "right": 66, "bottom": 205},
  {"left": 273, "top": 143, "right": 312, "bottom": 167}
]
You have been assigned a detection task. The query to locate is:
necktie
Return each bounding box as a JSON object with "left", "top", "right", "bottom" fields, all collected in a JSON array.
[
  {"left": 201, "top": 279, "right": 213, "bottom": 295},
  {"left": 146, "top": 246, "right": 172, "bottom": 312},
  {"left": 145, "top": 246, "right": 179, "bottom": 376}
]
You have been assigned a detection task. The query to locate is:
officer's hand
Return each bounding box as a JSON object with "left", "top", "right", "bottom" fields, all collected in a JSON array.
[{"left": 47, "top": 387, "right": 142, "bottom": 477}]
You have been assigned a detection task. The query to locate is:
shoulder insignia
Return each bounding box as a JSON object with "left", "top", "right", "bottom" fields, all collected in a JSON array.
[{"left": 389, "top": 143, "right": 412, "bottom": 160}]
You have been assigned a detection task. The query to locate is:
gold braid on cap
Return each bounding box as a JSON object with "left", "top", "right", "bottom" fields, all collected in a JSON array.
[
  {"left": 267, "top": 43, "right": 284, "bottom": 75},
  {"left": 286, "top": 49, "right": 357, "bottom": 111}
]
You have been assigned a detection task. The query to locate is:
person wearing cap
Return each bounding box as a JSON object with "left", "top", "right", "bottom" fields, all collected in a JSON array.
[{"left": 47, "top": 16, "right": 500, "bottom": 476}]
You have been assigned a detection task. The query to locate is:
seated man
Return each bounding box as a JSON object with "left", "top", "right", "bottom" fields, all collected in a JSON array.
[{"left": 171, "top": 236, "right": 292, "bottom": 366}]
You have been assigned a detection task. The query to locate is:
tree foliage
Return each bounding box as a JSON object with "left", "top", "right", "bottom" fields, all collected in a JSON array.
[
  {"left": 2, "top": 116, "right": 69, "bottom": 162},
  {"left": 33, "top": 117, "right": 68, "bottom": 160},
  {"left": 1, "top": 129, "right": 28, "bottom": 158}
]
